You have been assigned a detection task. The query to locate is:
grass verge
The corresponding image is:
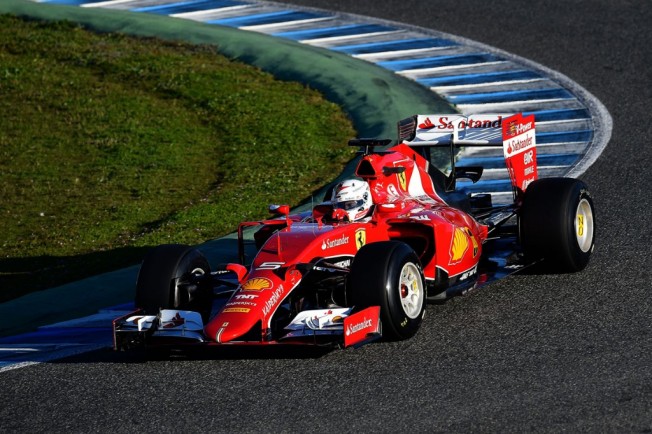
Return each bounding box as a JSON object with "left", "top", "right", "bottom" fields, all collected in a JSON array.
[{"left": 0, "top": 15, "right": 355, "bottom": 302}]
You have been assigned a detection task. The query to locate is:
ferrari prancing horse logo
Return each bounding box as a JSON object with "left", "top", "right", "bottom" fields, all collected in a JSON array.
[
  {"left": 355, "top": 228, "right": 366, "bottom": 250},
  {"left": 397, "top": 170, "right": 407, "bottom": 191}
]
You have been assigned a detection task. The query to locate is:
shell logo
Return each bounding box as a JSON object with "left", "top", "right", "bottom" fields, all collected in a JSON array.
[
  {"left": 449, "top": 228, "right": 469, "bottom": 265},
  {"left": 508, "top": 120, "right": 518, "bottom": 138},
  {"left": 241, "top": 277, "right": 273, "bottom": 291}
]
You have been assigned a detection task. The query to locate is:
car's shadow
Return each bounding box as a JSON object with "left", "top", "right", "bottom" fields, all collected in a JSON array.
[{"left": 51, "top": 344, "right": 335, "bottom": 365}]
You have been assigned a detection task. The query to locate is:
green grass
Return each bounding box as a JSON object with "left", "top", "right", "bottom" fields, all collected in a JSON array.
[{"left": 0, "top": 15, "right": 356, "bottom": 302}]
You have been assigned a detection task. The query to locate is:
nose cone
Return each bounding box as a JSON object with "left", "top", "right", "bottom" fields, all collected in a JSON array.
[
  {"left": 205, "top": 312, "right": 260, "bottom": 343},
  {"left": 204, "top": 271, "right": 299, "bottom": 343}
]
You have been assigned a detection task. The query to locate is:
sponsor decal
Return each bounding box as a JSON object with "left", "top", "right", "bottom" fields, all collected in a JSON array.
[
  {"left": 321, "top": 234, "right": 349, "bottom": 250},
  {"left": 235, "top": 293, "right": 258, "bottom": 300},
  {"left": 386, "top": 184, "right": 399, "bottom": 199},
  {"left": 344, "top": 306, "right": 380, "bottom": 347},
  {"left": 336, "top": 183, "right": 350, "bottom": 193},
  {"left": 449, "top": 227, "right": 469, "bottom": 264},
  {"left": 411, "top": 214, "right": 430, "bottom": 221},
  {"left": 521, "top": 178, "right": 535, "bottom": 190},
  {"left": 315, "top": 259, "right": 352, "bottom": 272},
  {"left": 457, "top": 116, "right": 503, "bottom": 130},
  {"left": 504, "top": 117, "right": 533, "bottom": 139},
  {"left": 425, "top": 116, "right": 504, "bottom": 130},
  {"left": 373, "top": 181, "right": 385, "bottom": 196},
  {"left": 223, "top": 307, "right": 250, "bottom": 313},
  {"left": 414, "top": 194, "right": 438, "bottom": 205},
  {"left": 332, "top": 258, "right": 352, "bottom": 268},
  {"left": 262, "top": 285, "right": 285, "bottom": 316},
  {"left": 505, "top": 136, "right": 534, "bottom": 154},
  {"left": 241, "top": 277, "right": 273, "bottom": 291},
  {"left": 346, "top": 318, "right": 373, "bottom": 335},
  {"left": 397, "top": 170, "right": 407, "bottom": 191},
  {"left": 353, "top": 209, "right": 369, "bottom": 220},
  {"left": 355, "top": 228, "right": 366, "bottom": 250},
  {"left": 226, "top": 301, "right": 257, "bottom": 307},
  {"left": 464, "top": 227, "right": 479, "bottom": 257},
  {"left": 216, "top": 322, "right": 229, "bottom": 343},
  {"left": 577, "top": 214, "right": 585, "bottom": 236},
  {"left": 505, "top": 264, "right": 525, "bottom": 270},
  {"left": 502, "top": 113, "right": 538, "bottom": 193},
  {"left": 458, "top": 264, "right": 478, "bottom": 281},
  {"left": 418, "top": 117, "right": 435, "bottom": 129},
  {"left": 507, "top": 119, "right": 518, "bottom": 137}
]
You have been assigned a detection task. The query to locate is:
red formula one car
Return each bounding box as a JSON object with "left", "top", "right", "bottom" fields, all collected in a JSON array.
[{"left": 113, "top": 113, "right": 595, "bottom": 351}]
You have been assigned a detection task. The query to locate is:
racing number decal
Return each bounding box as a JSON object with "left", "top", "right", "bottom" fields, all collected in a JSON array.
[
  {"left": 257, "top": 262, "right": 285, "bottom": 270},
  {"left": 355, "top": 228, "right": 366, "bottom": 250},
  {"left": 577, "top": 215, "right": 585, "bottom": 236}
]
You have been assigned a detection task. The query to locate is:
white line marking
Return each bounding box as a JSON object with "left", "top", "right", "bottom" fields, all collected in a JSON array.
[
  {"left": 81, "top": 0, "right": 135, "bottom": 8},
  {"left": 302, "top": 30, "right": 403, "bottom": 46},
  {"left": 171, "top": 5, "right": 250, "bottom": 19},
  {"left": 397, "top": 61, "right": 510, "bottom": 76},
  {"left": 354, "top": 46, "right": 454, "bottom": 61},
  {"left": 432, "top": 78, "right": 545, "bottom": 93},
  {"left": 240, "top": 16, "right": 332, "bottom": 32}
]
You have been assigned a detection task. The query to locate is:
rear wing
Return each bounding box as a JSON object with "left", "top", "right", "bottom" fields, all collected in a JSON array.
[{"left": 398, "top": 113, "right": 538, "bottom": 196}]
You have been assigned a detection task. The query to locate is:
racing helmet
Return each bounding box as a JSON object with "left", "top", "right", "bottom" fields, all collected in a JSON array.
[{"left": 331, "top": 178, "right": 373, "bottom": 221}]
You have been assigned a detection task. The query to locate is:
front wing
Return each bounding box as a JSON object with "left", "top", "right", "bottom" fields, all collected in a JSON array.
[{"left": 113, "top": 306, "right": 381, "bottom": 351}]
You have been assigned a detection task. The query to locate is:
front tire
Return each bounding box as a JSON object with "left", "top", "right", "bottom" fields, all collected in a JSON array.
[
  {"left": 520, "top": 178, "right": 596, "bottom": 272},
  {"left": 347, "top": 241, "right": 426, "bottom": 340},
  {"left": 135, "top": 244, "right": 212, "bottom": 320}
]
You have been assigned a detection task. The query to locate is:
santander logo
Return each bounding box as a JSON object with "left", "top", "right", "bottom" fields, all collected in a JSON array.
[
  {"left": 345, "top": 317, "right": 373, "bottom": 336},
  {"left": 321, "top": 234, "right": 349, "bottom": 250},
  {"left": 343, "top": 306, "right": 380, "bottom": 347}
]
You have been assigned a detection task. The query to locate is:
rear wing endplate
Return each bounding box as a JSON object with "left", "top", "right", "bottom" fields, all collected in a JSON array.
[{"left": 398, "top": 113, "right": 539, "bottom": 196}]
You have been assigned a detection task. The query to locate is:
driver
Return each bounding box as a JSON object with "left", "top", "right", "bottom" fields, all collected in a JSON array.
[{"left": 331, "top": 178, "right": 373, "bottom": 221}]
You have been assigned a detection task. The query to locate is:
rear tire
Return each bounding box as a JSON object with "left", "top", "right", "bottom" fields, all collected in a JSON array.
[
  {"left": 520, "top": 178, "right": 595, "bottom": 272},
  {"left": 347, "top": 241, "right": 426, "bottom": 340},
  {"left": 135, "top": 244, "right": 212, "bottom": 320}
]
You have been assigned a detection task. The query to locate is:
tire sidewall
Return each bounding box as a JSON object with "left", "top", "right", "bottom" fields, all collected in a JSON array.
[
  {"left": 521, "top": 178, "right": 596, "bottom": 272},
  {"left": 135, "top": 244, "right": 211, "bottom": 316},
  {"left": 348, "top": 241, "right": 426, "bottom": 340},
  {"left": 561, "top": 186, "right": 595, "bottom": 271},
  {"left": 384, "top": 247, "right": 426, "bottom": 339}
]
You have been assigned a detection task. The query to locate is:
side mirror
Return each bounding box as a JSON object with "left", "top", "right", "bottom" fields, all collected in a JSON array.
[
  {"left": 269, "top": 204, "right": 290, "bottom": 216},
  {"left": 226, "top": 263, "right": 248, "bottom": 283}
]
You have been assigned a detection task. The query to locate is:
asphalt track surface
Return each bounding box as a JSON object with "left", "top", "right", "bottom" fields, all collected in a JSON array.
[{"left": 2, "top": 1, "right": 651, "bottom": 432}]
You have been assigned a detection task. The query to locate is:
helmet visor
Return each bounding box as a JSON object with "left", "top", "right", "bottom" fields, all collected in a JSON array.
[{"left": 334, "top": 199, "right": 364, "bottom": 211}]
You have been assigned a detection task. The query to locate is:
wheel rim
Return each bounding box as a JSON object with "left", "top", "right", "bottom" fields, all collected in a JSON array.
[
  {"left": 190, "top": 267, "right": 206, "bottom": 277},
  {"left": 398, "top": 262, "right": 424, "bottom": 319},
  {"left": 575, "top": 198, "right": 594, "bottom": 253}
]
